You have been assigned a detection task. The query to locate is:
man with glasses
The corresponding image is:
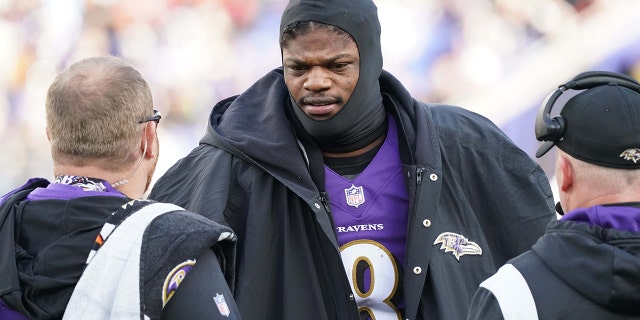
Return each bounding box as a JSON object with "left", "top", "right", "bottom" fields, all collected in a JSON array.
[{"left": 0, "top": 56, "right": 240, "bottom": 320}]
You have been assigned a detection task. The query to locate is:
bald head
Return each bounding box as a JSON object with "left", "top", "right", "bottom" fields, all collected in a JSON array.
[{"left": 556, "top": 150, "right": 640, "bottom": 212}]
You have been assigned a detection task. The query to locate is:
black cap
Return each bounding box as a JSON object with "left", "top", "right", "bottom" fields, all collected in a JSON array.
[{"left": 537, "top": 84, "right": 640, "bottom": 168}]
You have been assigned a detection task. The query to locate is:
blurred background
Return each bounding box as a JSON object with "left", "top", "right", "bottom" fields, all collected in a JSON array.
[{"left": 1, "top": 0, "right": 640, "bottom": 197}]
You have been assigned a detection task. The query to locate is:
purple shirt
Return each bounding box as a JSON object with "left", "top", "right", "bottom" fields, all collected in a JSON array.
[
  {"left": 0, "top": 301, "right": 28, "bottom": 320},
  {"left": 325, "top": 116, "right": 409, "bottom": 319},
  {"left": 562, "top": 204, "right": 640, "bottom": 232},
  {"left": 24, "top": 176, "right": 125, "bottom": 201}
]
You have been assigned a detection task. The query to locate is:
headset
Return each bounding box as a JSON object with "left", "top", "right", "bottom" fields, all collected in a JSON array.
[{"left": 535, "top": 71, "right": 640, "bottom": 143}]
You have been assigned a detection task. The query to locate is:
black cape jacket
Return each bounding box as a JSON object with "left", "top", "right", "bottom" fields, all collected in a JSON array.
[{"left": 149, "top": 68, "right": 555, "bottom": 320}]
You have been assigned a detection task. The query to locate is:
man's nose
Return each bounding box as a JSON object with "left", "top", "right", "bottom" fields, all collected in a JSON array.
[{"left": 303, "top": 67, "right": 331, "bottom": 91}]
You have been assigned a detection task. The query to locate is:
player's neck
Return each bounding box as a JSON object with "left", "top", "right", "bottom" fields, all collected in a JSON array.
[{"left": 322, "top": 133, "right": 385, "bottom": 158}]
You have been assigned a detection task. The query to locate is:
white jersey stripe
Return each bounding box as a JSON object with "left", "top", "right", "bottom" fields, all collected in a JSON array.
[{"left": 480, "top": 264, "right": 539, "bottom": 320}]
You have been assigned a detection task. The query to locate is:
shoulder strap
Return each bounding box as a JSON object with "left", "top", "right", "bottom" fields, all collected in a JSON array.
[
  {"left": 479, "top": 264, "right": 539, "bottom": 320},
  {"left": 63, "top": 201, "right": 183, "bottom": 320},
  {"left": 83, "top": 199, "right": 159, "bottom": 265}
]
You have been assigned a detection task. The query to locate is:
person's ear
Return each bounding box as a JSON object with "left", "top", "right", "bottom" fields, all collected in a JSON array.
[
  {"left": 46, "top": 127, "right": 51, "bottom": 142},
  {"left": 142, "top": 122, "right": 157, "bottom": 158},
  {"left": 557, "top": 155, "right": 573, "bottom": 192}
]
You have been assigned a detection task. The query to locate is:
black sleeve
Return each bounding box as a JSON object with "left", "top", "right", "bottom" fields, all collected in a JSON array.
[
  {"left": 160, "top": 248, "right": 241, "bottom": 320},
  {"left": 466, "top": 287, "right": 505, "bottom": 320}
]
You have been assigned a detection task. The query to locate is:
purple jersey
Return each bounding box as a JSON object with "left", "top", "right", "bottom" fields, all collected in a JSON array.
[{"left": 325, "top": 116, "right": 409, "bottom": 320}]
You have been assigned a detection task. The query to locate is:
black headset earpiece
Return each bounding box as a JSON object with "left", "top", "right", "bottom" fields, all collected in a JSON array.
[
  {"left": 535, "top": 88, "right": 566, "bottom": 142},
  {"left": 535, "top": 71, "right": 640, "bottom": 143}
]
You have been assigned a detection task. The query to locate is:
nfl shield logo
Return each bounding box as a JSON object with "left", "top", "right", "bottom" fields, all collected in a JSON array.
[
  {"left": 344, "top": 184, "right": 365, "bottom": 208},
  {"left": 213, "top": 293, "right": 231, "bottom": 317}
]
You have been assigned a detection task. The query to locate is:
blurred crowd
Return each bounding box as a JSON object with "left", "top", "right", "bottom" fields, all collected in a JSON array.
[{"left": 2, "top": 0, "right": 639, "bottom": 194}]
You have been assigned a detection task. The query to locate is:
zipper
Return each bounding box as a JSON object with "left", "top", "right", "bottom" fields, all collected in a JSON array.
[
  {"left": 416, "top": 168, "right": 424, "bottom": 184},
  {"left": 319, "top": 191, "right": 332, "bottom": 215}
]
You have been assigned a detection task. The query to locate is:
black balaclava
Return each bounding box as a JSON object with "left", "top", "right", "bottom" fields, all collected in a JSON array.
[{"left": 280, "top": 0, "right": 387, "bottom": 153}]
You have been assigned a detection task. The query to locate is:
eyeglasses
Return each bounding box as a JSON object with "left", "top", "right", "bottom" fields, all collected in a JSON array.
[{"left": 139, "top": 109, "right": 161, "bottom": 124}]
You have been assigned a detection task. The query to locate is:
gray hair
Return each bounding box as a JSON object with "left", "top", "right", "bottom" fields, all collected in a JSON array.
[{"left": 46, "top": 56, "right": 153, "bottom": 170}]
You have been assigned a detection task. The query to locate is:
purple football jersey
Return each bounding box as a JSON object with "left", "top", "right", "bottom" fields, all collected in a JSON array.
[{"left": 325, "top": 115, "right": 409, "bottom": 319}]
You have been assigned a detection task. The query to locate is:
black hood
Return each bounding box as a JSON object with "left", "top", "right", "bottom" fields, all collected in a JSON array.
[
  {"left": 201, "top": 69, "right": 322, "bottom": 200},
  {"left": 0, "top": 179, "right": 127, "bottom": 319},
  {"left": 532, "top": 217, "right": 640, "bottom": 311},
  {"left": 280, "top": 0, "right": 386, "bottom": 153}
]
